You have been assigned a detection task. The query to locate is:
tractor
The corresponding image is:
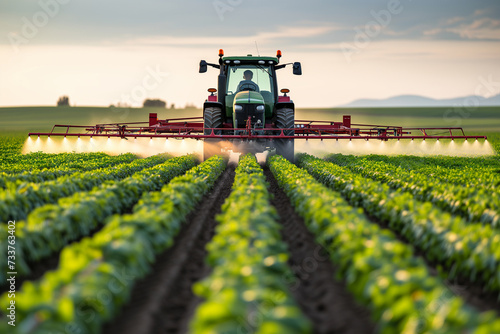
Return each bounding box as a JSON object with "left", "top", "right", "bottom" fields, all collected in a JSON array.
[{"left": 199, "top": 49, "right": 301, "bottom": 161}]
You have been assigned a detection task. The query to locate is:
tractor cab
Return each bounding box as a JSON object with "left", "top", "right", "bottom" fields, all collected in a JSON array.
[
  {"left": 199, "top": 49, "right": 302, "bottom": 160},
  {"left": 224, "top": 57, "right": 277, "bottom": 130}
]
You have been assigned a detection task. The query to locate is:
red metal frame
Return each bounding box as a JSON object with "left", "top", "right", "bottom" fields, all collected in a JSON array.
[{"left": 29, "top": 114, "right": 487, "bottom": 141}]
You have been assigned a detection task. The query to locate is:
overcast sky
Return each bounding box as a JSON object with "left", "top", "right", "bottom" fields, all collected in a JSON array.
[{"left": 1, "top": 0, "right": 499, "bottom": 108}]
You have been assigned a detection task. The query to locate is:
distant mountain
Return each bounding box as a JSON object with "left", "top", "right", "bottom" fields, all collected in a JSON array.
[{"left": 341, "top": 94, "right": 500, "bottom": 107}]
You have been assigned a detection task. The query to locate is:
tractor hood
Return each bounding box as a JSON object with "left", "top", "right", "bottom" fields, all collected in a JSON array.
[
  {"left": 232, "top": 91, "right": 266, "bottom": 129},
  {"left": 234, "top": 91, "right": 264, "bottom": 105}
]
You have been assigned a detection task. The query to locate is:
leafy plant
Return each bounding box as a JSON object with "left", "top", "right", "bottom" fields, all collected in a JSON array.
[
  {"left": 0, "top": 156, "right": 226, "bottom": 334},
  {"left": 0, "top": 155, "right": 197, "bottom": 282},
  {"left": 0, "top": 153, "right": 137, "bottom": 189},
  {"left": 325, "top": 154, "right": 500, "bottom": 227},
  {"left": 298, "top": 154, "right": 500, "bottom": 295},
  {"left": 0, "top": 154, "right": 169, "bottom": 222},
  {"left": 190, "top": 154, "right": 311, "bottom": 334},
  {"left": 269, "top": 154, "right": 500, "bottom": 333}
]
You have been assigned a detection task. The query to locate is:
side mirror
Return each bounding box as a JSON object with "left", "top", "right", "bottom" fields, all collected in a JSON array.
[
  {"left": 199, "top": 60, "right": 208, "bottom": 73},
  {"left": 293, "top": 62, "right": 302, "bottom": 75}
]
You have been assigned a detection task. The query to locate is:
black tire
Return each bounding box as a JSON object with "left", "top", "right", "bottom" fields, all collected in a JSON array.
[
  {"left": 275, "top": 107, "right": 295, "bottom": 162},
  {"left": 203, "top": 107, "right": 223, "bottom": 135},
  {"left": 203, "top": 107, "right": 223, "bottom": 160}
]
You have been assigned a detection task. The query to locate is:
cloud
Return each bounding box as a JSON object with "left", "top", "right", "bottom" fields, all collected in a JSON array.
[
  {"left": 446, "top": 17, "right": 466, "bottom": 25},
  {"left": 2, "top": 0, "right": 500, "bottom": 48},
  {"left": 473, "top": 9, "right": 488, "bottom": 17},
  {"left": 423, "top": 28, "right": 442, "bottom": 36},
  {"left": 382, "top": 29, "right": 409, "bottom": 37},
  {"left": 415, "top": 6, "right": 500, "bottom": 41},
  {"left": 128, "top": 25, "right": 337, "bottom": 47},
  {"left": 447, "top": 18, "right": 500, "bottom": 40}
]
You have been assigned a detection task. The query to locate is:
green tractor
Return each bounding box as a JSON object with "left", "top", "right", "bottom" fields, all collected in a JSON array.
[{"left": 199, "top": 49, "right": 302, "bottom": 161}]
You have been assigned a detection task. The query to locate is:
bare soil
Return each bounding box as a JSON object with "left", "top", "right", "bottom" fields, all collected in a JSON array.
[{"left": 264, "top": 167, "right": 376, "bottom": 334}]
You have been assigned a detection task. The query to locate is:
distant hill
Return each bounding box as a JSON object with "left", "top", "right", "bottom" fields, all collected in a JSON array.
[{"left": 342, "top": 94, "right": 500, "bottom": 107}]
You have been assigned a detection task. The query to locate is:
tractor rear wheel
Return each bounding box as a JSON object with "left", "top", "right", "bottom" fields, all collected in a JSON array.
[
  {"left": 203, "top": 107, "right": 223, "bottom": 135},
  {"left": 203, "top": 107, "right": 223, "bottom": 160},
  {"left": 275, "top": 107, "right": 295, "bottom": 162}
]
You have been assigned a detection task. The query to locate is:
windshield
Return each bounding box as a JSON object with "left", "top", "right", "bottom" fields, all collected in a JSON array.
[{"left": 226, "top": 65, "right": 273, "bottom": 95}]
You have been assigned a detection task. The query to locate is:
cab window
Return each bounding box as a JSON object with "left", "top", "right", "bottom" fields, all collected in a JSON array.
[{"left": 226, "top": 65, "right": 273, "bottom": 95}]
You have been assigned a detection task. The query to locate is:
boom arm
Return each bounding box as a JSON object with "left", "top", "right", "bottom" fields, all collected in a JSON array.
[{"left": 29, "top": 114, "right": 487, "bottom": 141}]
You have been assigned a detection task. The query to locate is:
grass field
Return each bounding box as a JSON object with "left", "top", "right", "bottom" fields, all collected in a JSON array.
[{"left": 1, "top": 105, "right": 499, "bottom": 132}]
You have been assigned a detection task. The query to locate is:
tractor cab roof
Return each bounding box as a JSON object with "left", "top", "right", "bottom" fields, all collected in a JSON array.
[{"left": 222, "top": 55, "right": 279, "bottom": 65}]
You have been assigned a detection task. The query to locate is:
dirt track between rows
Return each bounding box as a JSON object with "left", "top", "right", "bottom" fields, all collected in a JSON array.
[
  {"left": 102, "top": 166, "right": 235, "bottom": 334},
  {"left": 264, "top": 167, "right": 375, "bottom": 334}
]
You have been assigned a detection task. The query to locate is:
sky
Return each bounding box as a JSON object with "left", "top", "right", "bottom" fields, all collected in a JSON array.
[{"left": 0, "top": 0, "right": 500, "bottom": 108}]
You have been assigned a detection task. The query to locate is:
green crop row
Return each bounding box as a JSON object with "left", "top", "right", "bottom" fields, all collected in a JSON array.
[
  {"left": 268, "top": 155, "right": 500, "bottom": 334},
  {"left": 0, "top": 136, "right": 25, "bottom": 157},
  {"left": 0, "top": 153, "right": 137, "bottom": 190},
  {"left": 0, "top": 154, "right": 168, "bottom": 222},
  {"left": 327, "top": 153, "right": 500, "bottom": 191},
  {"left": 190, "top": 154, "right": 311, "bottom": 334},
  {"left": 297, "top": 154, "right": 500, "bottom": 296},
  {"left": 0, "top": 155, "right": 197, "bottom": 282},
  {"left": 412, "top": 165, "right": 500, "bottom": 190},
  {"left": 325, "top": 154, "right": 500, "bottom": 190},
  {"left": 325, "top": 154, "right": 500, "bottom": 227},
  {"left": 0, "top": 151, "right": 129, "bottom": 173},
  {"left": 341, "top": 153, "right": 500, "bottom": 170},
  {"left": 0, "top": 156, "right": 226, "bottom": 334}
]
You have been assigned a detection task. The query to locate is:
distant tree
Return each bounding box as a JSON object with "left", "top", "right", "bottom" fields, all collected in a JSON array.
[
  {"left": 170, "top": 103, "right": 175, "bottom": 109},
  {"left": 57, "top": 96, "right": 70, "bottom": 106},
  {"left": 116, "top": 102, "right": 131, "bottom": 108},
  {"left": 143, "top": 99, "right": 166, "bottom": 108},
  {"left": 185, "top": 103, "right": 197, "bottom": 109}
]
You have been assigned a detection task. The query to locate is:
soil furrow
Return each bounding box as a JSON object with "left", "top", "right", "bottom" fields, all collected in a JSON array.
[
  {"left": 264, "top": 167, "right": 375, "bottom": 334},
  {"left": 102, "top": 165, "right": 235, "bottom": 334}
]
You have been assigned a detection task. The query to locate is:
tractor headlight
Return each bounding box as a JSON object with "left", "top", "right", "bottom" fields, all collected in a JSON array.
[
  {"left": 234, "top": 105, "right": 243, "bottom": 112},
  {"left": 256, "top": 105, "right": 265, "bottom": 112}
]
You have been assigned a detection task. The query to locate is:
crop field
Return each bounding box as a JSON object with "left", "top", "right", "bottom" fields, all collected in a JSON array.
[{"left": 1, "top": 133, "right": 500, "bottom": 334}]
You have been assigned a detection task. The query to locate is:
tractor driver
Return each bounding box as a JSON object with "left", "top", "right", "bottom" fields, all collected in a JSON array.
[{"left": 237, "top": 70, "right": 260, "bottom": 92}]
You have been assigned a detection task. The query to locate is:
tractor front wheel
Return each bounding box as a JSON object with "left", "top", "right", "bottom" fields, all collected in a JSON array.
[{"left": 275, "top": 107, "right": 295, "bottom": 162}]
